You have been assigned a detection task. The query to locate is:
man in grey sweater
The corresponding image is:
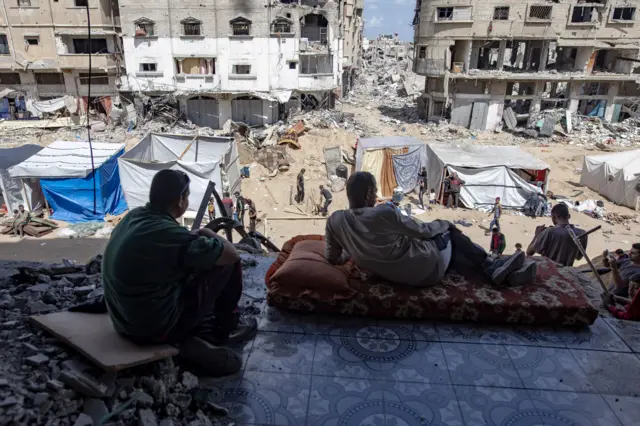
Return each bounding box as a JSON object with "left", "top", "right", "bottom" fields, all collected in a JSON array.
[{"left": 325, "top": 172, "right": 535, "bottom": 287}]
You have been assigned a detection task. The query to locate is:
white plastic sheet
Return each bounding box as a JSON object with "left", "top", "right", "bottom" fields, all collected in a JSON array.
[{"left": 580, "top": 149, "right": 640, "bottom": 209}]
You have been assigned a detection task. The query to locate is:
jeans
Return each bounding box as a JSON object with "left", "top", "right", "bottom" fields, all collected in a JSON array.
[
  {"left": 489, "top": 218, "right": 500, "bottom": 232},
  {"left": 321, "top": 199, "right": 332, "bottom": 214},
  {"left": 448, "top": 192, "right": 460, "bottom": 208},
  {"left": 418, "top": 188, "right": 426, "bottom": 208},
  {"left": 484, "top": 256, "right": 513, "bottom": 277},
  {"left": 296, "top": 187, "right": 305, "bottom": 203},
  {"left": 448, "top": 227, "right": 488, "bottom": 271}
]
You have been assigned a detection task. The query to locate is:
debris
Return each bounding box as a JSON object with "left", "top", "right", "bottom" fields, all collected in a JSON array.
[
  {"left": 58, "top": 369, "right": 108, "bottom": 398},
  {"left": 25, "top": 353, "right": 50, "bottom": 366}
]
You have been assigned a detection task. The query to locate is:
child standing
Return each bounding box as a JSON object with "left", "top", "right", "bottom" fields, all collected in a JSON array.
[
  {"left": 488, "top": 197, "right": 502, "bottom": 233},
  {"left": 429, "top": 188, "right": 437, "bottom": 205}
]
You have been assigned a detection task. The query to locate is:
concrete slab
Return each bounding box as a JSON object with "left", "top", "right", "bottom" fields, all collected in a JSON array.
[{"left": 31, "top": 312, "right": 178, "bottom": 372}]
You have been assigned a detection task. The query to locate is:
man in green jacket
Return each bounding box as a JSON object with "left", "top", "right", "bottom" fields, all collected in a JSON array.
[{"left": 102, "top": 169, "right": 256, "bottom": 376}]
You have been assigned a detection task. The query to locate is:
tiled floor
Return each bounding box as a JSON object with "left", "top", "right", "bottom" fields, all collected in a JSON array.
[{"left": 202, "top": 305, "right": 640, "bottom": 426}]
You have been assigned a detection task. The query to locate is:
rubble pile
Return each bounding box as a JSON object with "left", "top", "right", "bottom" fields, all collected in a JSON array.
[{"left": 0, "top": 254, "right": 265, "bottom": 425}]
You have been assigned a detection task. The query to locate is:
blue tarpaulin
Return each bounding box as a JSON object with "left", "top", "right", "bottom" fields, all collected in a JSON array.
[{"left": 40, "top": 148, "right": 128, "bottom": 223}]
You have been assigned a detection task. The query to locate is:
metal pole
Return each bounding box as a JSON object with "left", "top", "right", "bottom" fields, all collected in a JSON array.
[{"left": 566, "top": 225, "right": 608, "bottom": 294}]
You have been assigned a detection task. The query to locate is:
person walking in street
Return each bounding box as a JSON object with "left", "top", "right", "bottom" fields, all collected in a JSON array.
[
  {"left": 487, "top": 197, "right": 502, "bottom": 234},
  {"left": 248, "top": 199, "right": 257, "bottom": 232},
  {"left": 221, "top": 192, "right": 234, "bottom": 219},
  {"left": 418, "top": 167, "right": 428, "bottom": 209},
  {"left": 319, "top": 185, "right": 333, "bottom": 216},
  {"left": 447, "top": 172, "right": 465, "bottom": 209},
  {"left": 234, "top": 191, "right": 246, "bottom": 226},
  {"left": 295, "top": 169, "right": 305, "bottom": 203}
]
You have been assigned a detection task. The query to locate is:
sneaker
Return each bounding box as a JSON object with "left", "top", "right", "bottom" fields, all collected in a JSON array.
[
  {"left": 226, "top": 317, "right": 258, "bottom": 344},
  {"left": 507, "top": 261, "right": 537, "bottom": 287},
  {"left": 179, "top": 337, "right": 242, "bottom": 377},
  {"left": 489, "top": 251, "right": 525, "bottom": 285}
]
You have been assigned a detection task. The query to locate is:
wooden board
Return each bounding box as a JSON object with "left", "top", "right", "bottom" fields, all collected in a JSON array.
[{"left": 31, "top": 312, "right": 178, "bottom": 372}]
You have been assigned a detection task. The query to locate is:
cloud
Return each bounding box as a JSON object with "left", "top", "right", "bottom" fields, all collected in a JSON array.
[
  {"left": 394, "top": 0, "right": 408, "bottom": 4},
  {"left": 369, "top": 3, "right": 379, "bottom": 10},
  {"left": 367, "top": 16, "right": 384, "bottom": 28}
]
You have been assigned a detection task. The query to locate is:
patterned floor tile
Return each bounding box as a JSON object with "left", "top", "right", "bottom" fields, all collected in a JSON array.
[
  {"left": 312, "top": 332, "right": 449, "bottom": 384},
  {"left": 315, "top": 315, "right": 377, "bottom": 337},
  {"left": 375, "top": 320, "right": 438, "bottom": 342},
  {"left": 604, "top": 317, "right": 640, "bottom": 353},
  {"left": 571, "top": 349, "right": 640, "bottom": 397},
  {"left": 225, "top": 372, "right": 311, "bottom": 426},
  {"left": 307, "top": 376, "right": 386, "bottom": 426},
  {"left": 509, "top": 326, "right": 569, "bottom": 348},
  {"left": 505, "top": 346, "right": 596, "bottom": 392},
  {"left": 528, "top": 390, "right": 622, "bottom": 426},
  {"left": 557, "top": 317, "right": 630, "bottom": 352},
  {"left": 383, "top": 382, "right": 464, "bottom": 426},
  {"left": 436, "top": 323, "right": 555, "bottom": 346},
  {"left": 259, "top": 306, "right": 317, "bottom": 334},
  {"left": 443, "top": 343, "right": 524, "bottom": 388},
  {"left": 603, "top": 395, "right": 640, "bottom": 426},
  {"left": 245, "top": 332, "right": 315, "bottom": 375},
  {"left": 455, "top": 385, "right": 544, "bottom": 426}
]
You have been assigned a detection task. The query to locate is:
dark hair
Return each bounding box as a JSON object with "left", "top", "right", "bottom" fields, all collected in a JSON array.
[
  {"left": 223, "top": 192, "right": 230, "bottom": 198},
  {"left": 346, "top": 171, "right": 376, "bottom": 209},
  {"left": 430, "top": 188, "right": 435, "bottom": 192},
  {"left": 300, "top": 168, "right": 305, "bottom": 173},
  {"left": 149, "top": 169, "right": 190, "bottom": 211},
  {"left": 615, "top": 248, "right": 625, "bottom": 255},
  {"left": 633, "top": 243, "right": 640, "bottom": 251},
  {"left": 319, "top": 185, "right": 324, "bottom": 189},
  {"left": 551, "top": 203, "right": 570, "bottom": 219},
  {"left": 492, "top": 227, "right": 499, "bottom": 232}
]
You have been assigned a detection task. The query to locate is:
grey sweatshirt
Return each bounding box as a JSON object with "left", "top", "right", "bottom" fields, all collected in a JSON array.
[{"left": 325, "top": 204, "right": 452, "bottom": 287}]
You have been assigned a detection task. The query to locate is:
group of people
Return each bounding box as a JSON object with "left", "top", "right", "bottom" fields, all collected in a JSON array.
[
  {"left": 99, "top": 169, "right": 640, "bottom": 380},
  {"left": 295, "top": 169, "right": 333, "bottom": 216},
  {"left": 208, "top": 191, "right": 258, "bottom": 232},
  {"left": 7, "top": 204, "right": 29, "bottom": 238}
]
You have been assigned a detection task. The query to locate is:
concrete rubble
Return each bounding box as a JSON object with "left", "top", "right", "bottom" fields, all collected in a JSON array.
[{"left": 0, "top": 251, "right": 267, "bottom": 425}]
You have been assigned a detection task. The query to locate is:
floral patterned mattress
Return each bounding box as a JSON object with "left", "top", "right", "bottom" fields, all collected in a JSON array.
[{"left": 265, "top": 235, "right": 598, "bottom": 327}]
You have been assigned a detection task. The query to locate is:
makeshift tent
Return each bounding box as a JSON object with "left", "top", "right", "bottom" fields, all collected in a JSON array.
[
  {"left": 0, "top": 144, "right": 45, "bottom": 213},
  {"left": 8, "top": 141, "right": 128, "bottom": 223},
  {"left": 580, "top": 149, "right": 640, "bottom": 210},
  {"left": 118, "top": 133, "right": 241, "bottom": 213},
  {"left": 426, "top": 144, "right": 550, "bottom": 209},
  {"left": 355, "top": 136, "right": 427, "bottom": 197}
]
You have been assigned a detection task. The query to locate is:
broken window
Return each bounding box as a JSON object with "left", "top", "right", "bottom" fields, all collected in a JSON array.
[
  {"left": 528, "top": 5, "right": 552, "bottom": 20},
  {"left": 175, "top": 58, "right": 214, "bottom": 75},
  {"left": 300, "top": 54, "right": 333, "bottom": 74},
  {"left": 0, "top": 35, "right": 9, "bottom": 54},
  {"left": 437, "top": 7, "right": 453, "bottom": 20},
  {"left": 572, "top": 6, "right": 599, "bottom": 23},
  {"left": 233, "top": 65, "right": 251, "bottom": 74},
  {"left": 135, "top": 19, "right": 155, "bottom": 36},
  {"left": 301, "top": 14, "right": 329, "bottom": 44},
  {"left": 72, "top": 38, "right": 108, "bottom": 54},
  {"left": 75, "top": 0, "right": 87, "bottom": 6},
  {"left": 24, "top": 36, "right": 39, "bottom": 46},
  {"left": 493, "top": 7, "right": 509, "bottom": 20},
  {"left": 271, "top": 18, "right": 292, "bottom": 34},
  {"left": 582, "top": 82, "right": 609, "bottom": 96},
  {"left": 140, "top": 63, "right": 157, "bottom": 72},
  {"left": 612, "top": 7, "right": 635, "bottom": 21},
  {"left": 436, "top": 6, "right": 472, "bottom": 21},
  {"left": 231, "top": 17, "right": 251, "bottom": 36},
  {"left": 17, "top": 0, "right": 31, "bottom": 6},
  {"left": 79, "top": 73, "right": 109, "bottom": 85},
  {"left": 35, "top": 73, "right": 64, "bottom": 85},
  {"left": 181, "top": 18, "right": 202, "bottom": 36},
  {"left": 0, "top": 73, "right": 21, "bottom": 85},
  {"left": 419, "top": 46, "right": 426, "bottom": 59},
  {"left": 289, "top": 62, "right": 297, "bottom": 70}
]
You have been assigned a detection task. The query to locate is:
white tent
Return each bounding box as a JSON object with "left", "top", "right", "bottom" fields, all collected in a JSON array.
[
  {"left": 0, "top": 144, "right": 44, "bottom": 213},
  {"left": 580, "top": 149, "right": 640, "bottom": 210},
  {"left": 426, "top": 144, "right": 550, "bottom": 209},
  {"left": 118, "top": 133, "right": 241, "bottom": 213}
]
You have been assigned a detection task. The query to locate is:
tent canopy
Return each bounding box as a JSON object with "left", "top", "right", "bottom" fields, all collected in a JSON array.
[
  {"left": 8, "top": 141, "right": 126, "bottom": 179},
  {"left": 118, "top": 133, "right": 241, "bottom": 213},
  {"left": 580, "top": 149, "right": 640, "bottom": 209},
  {"left": 356, "top": 136, "right": 427, "bottom": 171},
  {"left": 426, "top": 144, "right": 549, "bottom": 209},
  {"left": 0, "top": 144, "right": 44, "bottom": 213}
]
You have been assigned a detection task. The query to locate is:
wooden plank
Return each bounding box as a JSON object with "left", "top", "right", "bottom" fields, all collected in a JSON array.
[{"left": 31, "top": 312, "right": 178, "bottom": 372}]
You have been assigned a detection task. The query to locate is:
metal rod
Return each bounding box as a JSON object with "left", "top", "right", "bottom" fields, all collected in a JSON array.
[{"left": 566, "top": 225, "right": 608, "bottom": 294}]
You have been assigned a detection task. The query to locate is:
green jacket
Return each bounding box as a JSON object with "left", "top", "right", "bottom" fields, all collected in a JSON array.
[{"left": 102, "top": 204, "right": 223, "bottom": 339}]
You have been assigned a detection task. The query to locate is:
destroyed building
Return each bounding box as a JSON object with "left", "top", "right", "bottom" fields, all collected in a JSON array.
[
  {"left": 0, "top": 0, "right": 122, "bottom": 119},
  {"left": 413, "top": 0, "right": 640, "bottom": 129},
  {"left": 118, "top": 0, "right": 364, "bottom": 128}
]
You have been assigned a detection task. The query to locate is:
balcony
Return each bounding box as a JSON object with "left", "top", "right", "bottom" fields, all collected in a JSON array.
[
  {"left": 36, "top": 84, "right": 67, "bottom": 95},
  {"left": 58, "top": 54, "right": 118, "bottom": 70}
]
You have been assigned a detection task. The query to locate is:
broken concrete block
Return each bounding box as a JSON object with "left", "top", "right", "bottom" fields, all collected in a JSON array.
[
  {"left": 58, "top": 369, "right": 107, "bottom": 398},
  {"left": 28, "top": 283, "right": 51, "bottom": 293},
  {"left": 0, "top": 396, "right": 19, "bottom": 407},
  {"left": 60, "top": 273, "right": 88, "bottom": 286},
  {"left": 391, "top": 74, "right": 402, "bottom": 83},
  {"left": 32, "top": 392, "right": 50, "bottom": 406},
  {"left": 158, "top": 420, "right": 174, "bottom": 426},
  {"left": 47, "top": 379, "right": 65, "bottom": 391},
  {"left": 181, "top": 372, "right": 198, "bottom": 390},
  {"left": 73, "top": 413, "right": 94, "bottom": 426},
  {"left": 137, "top": 391, "right": 155, "bottom": 408},
  {"left": 138, "top": 408, "right": 158, "bottom": 426},
  {"left": 25, "top": 353, "right": 50, "bottom": 366},
  {"left": 84, "top": 398, "right": 108, "bottom": 425},
  {"left": 28, "top": 301, "right": 56, "bottom": 314}
]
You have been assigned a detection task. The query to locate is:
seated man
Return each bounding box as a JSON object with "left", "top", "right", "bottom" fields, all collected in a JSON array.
[
  {"left": 603, "top": 244, "right": 640, "bottom": 297},
  {"left": 526, "top": 203, "right": 587, "bottom": 267},
  {"left": 603, "top": 274, "right": 640, "bottom": 321},
  {"left": 102, "top": 170, "right": 256, "bottom": 377},
  {"left": 324, "top": 172, "right": 535, "bottom": 288}
]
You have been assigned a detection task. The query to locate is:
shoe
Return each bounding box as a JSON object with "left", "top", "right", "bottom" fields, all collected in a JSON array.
[
  {"left": 196, "top": 316, "right": 257, "bottom": 346},
  {"left": 226, "top": 317, "right": 258, "bottom": 344},
  {"left": 179, "top": 337, "right": 242, "bottom": 377},
  {"left": 490, "top": 251, "right": 525, "bottom": 286},
  {"left": 507, "top": 261, "right": 537, "bottom": 287}
]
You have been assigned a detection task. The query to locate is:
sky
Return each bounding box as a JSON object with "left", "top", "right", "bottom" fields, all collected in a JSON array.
[{"left": 363, "top": 0, "right": 415, "bottom": 41}]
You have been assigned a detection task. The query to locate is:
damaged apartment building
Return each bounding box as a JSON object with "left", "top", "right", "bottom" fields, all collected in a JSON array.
[
  {"left": 0, "top": 0, "right": 122, "bottom": 120},
  {"left": 413, "top": 0, "right": 640, "bottom": 129},
  {"left": 118, "top": 0, "right": 364, "bottom": 128}
]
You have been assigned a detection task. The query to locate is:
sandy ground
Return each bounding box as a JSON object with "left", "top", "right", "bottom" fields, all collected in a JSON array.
[{"left": 0, "top": 102, "right": 638, "bottom": 265}]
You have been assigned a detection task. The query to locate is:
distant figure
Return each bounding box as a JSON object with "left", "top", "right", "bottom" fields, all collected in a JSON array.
[
  {"left": 247, "top": 199, "right": 257, "bottom": 232},
  {"left": 234, "top": 191, "right": 246, "bottom": 226},
  {"left": 418, "top": 167, "right": 428, "bottom": 209},
  {"left": 603, "top": 275, "right": 640, "bottom": 321},
  {"left": 320, "top": 185, "right": 333, "bottom": 216},
  {"left": 488, "top": 197, "right": 502, "bottom": 233},
  {"left": 429, "top": 188, "right": 437, "bottom": 205},
  {"left": 221, "top": 192, "right": 234, "bottom": 219},
  {"left": 526, "top": 203, "right": 587, "bottom": 267},
  {"left": 490, "top": 227, "right": 506, "bottom": 257},
  {"left": 295, "top": 169, "right": 305, "bottom": 203},
  {"left": 515, "top": 243, "right": 523, "bottom": 252},
  {"left": 447, "top": 172, "right": 465, "bottom": 209},
  {"left": 615, "top": 248, "right": 629, "bottom": 261},
  {"left": 603, "top": 244, "right": 640, "bottom": 297},
  {"left": 207, "top": 197, "right": 216, "bottom": 221}
]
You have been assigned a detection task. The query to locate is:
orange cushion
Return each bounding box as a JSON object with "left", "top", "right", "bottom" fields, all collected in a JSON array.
[{"left": 268, "top": 239, "right": 356, "bottom": 300}]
